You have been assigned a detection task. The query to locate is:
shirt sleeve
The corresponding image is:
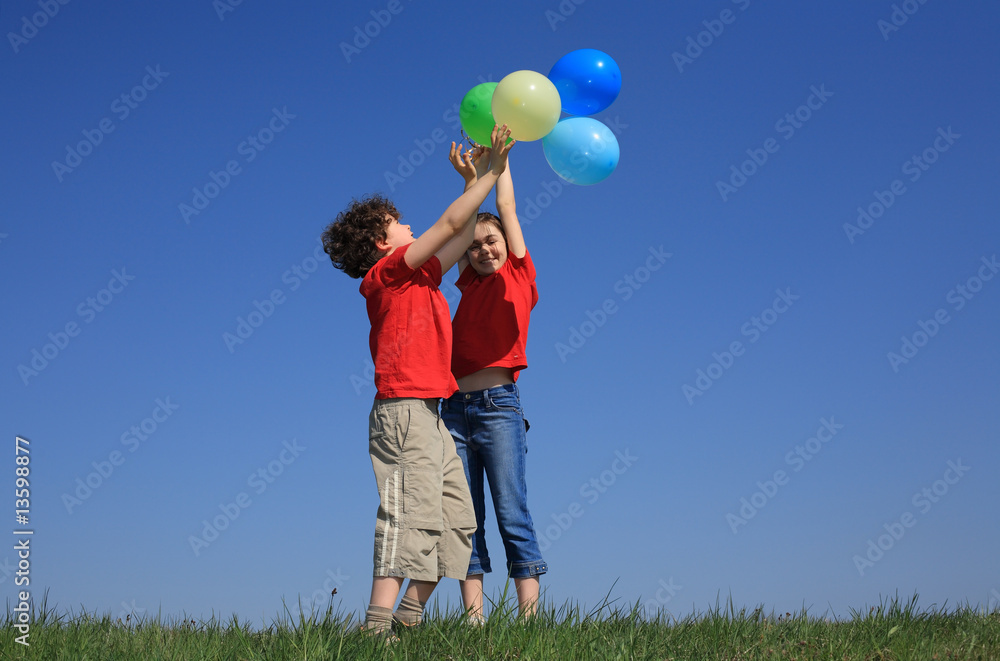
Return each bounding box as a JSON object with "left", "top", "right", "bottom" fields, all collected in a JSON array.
[
  {"left": 420, "top": 254, "right": 443, "bottom": 286},
  {"left": 375, "top": 244, "right": 443, "bottom": 288},
  {"left": 506, "top": 249, "right": 536, "bottom": 282},
  {"left": 371, "top": 248, "right": 413, "bottom": 287}
]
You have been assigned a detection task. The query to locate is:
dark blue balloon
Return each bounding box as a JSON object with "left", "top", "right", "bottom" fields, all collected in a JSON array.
[{"left": 548, "top": 49, "right": 622, "bottom": 116}]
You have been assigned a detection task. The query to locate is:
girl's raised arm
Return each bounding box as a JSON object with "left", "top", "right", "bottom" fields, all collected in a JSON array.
[
  {"left": 495, "top": 158, "right": 526, "bottom": 259},
  {"left": 405, "top": 127, "right": 512, "bottom": 271}
]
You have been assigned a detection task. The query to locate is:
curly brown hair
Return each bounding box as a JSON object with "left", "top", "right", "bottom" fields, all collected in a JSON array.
[{"left": 322, "top": 194, "right": 399, "bottom": 279}]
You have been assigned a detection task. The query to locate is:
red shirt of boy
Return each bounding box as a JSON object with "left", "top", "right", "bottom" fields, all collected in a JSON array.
[{"left": 360, "top": 243, "right": 458, "bottom": 399}]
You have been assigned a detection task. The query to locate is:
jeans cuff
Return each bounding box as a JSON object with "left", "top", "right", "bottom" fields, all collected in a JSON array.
[
  {"left": 467, "top": 559, "right": 492, "bottom": 576},
  {"left": 508, "top": 561, "right": 547, "bottom": 579}
]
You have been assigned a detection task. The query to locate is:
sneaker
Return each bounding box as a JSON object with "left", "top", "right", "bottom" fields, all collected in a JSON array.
[{"left": 358, "top": 623, "right": 400, "bottom": 645}]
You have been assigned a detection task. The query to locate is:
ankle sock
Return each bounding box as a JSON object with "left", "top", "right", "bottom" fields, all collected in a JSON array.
[
  {"left": 392, "top": 594, "right": 424, "bottom": 627},
  {"left": 363, "top": 605, "right": 393, "bottom": 634}
]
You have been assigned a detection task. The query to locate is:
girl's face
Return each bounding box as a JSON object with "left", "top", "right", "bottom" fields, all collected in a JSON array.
[{"left": 468, "top": 223, "right": 507, "bottom": 276}]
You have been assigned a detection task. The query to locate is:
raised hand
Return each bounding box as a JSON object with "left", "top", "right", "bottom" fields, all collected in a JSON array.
[
  {"left": 472, "top": 145, "right": 491, "bottom": 179},
  {"left": 488, "top": 124, "right": 515, "bottom": 175},
  {"left": 449, "top": 141, "right": 477, "bottom": 184}
]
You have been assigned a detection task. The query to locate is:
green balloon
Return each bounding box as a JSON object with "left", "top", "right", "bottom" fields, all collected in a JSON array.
[{"left": 459, "top": 82, "right": 498, "bottom": 146}]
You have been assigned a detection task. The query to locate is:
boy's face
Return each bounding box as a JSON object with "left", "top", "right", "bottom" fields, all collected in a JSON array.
[{"left": 379, "top": 214, "right": 414, "bottom": 253}]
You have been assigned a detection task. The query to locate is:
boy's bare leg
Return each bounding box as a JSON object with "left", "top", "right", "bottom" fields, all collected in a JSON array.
[
  {"left": 515, "top": 577, "right": 539, "bottom": 617},
  {"left": 401, "top": 578, "right": 438, "bottom": 602},
  {"left": 460, "top": 575, "right": 485, "bottom": 621},
  {"left": 364, "top": 576, "right": 404, "bottom": 633},
  {"left": 369, "top": 576, "right": 405, "bottom": 608}
]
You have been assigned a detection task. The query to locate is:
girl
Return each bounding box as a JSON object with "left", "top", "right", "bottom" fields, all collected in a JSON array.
[{"left": 442, "top": 153, "right": 547, "bottom": 620}]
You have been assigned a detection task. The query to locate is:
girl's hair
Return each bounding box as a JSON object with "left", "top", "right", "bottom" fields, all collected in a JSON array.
[
  {"left": 322, "top": 194, "right": 399, "bottom": 279},
  {"left": 474, "top": 211, "right": 507, "bottom": 245}
]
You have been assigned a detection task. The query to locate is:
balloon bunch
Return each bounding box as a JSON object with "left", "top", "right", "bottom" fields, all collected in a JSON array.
[{"left": 459, "top": 49, "right": 622, "bottom": 186}]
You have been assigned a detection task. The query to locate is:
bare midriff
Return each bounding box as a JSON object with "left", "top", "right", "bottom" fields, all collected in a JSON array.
[{"left": 455, "top": 366, "right": 515, "bottom": 393}]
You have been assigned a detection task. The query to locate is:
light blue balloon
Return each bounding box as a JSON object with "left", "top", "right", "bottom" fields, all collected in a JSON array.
[{"left": 542, "top": 117, "right": 620, "bottom": 185}]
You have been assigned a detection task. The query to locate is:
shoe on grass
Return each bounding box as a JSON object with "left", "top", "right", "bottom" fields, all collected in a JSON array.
[
  {"left": 358, "top": 623, "right": 400, "bottom": 645},
  {"left": 463, "top": 615, "right": 485, "bottom": 628}
]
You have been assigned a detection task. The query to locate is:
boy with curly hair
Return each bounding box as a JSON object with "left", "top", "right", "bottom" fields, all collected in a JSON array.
[{"left": 322, "top": 126, "right": 514, "bottom": 636}]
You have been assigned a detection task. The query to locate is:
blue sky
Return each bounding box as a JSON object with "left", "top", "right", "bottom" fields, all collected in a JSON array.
[{"left": 2, "top": 0, "right": 998, "bottom": 626}]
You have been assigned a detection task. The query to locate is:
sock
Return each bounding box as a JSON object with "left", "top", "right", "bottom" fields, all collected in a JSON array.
[
  {"left": 392, "top": 594, "right": 425, "bottom": 627},
  {"left": 363, "top": 605, "right": 393, "bottom": 634}
]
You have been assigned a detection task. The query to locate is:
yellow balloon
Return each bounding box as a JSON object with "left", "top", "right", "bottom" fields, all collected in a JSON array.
[{"left": 491, "top": 70, "right": 562, "bottom": 142}]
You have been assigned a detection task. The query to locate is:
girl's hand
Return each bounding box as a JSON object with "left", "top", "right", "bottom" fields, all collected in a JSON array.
[
  {"left": 472, "top": 145, "right": 491, "bottom": 178},
  {"left": 449, "top": 141, "right": 477, "bottom": 183},
  {"left": 488, "top": 125, "right": 515, "bottom": 175}
]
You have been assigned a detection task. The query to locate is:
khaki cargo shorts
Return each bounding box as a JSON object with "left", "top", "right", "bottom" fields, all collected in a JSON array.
[{"left": 369, "top": 397, "right": 476, "bottom": 581}]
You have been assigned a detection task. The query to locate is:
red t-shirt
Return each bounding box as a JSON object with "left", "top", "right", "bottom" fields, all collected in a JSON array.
[
  {"left": 451, "top": 250, "right": 538, "bottom": 381},
  {"left": 359, "top": 244, "right": 458, "bottom": 399}
]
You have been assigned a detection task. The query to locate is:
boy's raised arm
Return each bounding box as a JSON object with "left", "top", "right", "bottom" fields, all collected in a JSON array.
[
  {"left": 437, "top": 144, "right": 491, "bottom": 274},
  {"left": 495, "top": 158, "right": 526, "bottom": 259},
  {"left": 404, "top": 125, "right": 514, "bottom": 271}
]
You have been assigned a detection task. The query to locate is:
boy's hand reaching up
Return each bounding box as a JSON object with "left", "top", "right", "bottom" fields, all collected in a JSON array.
[
  {"left": 449, "top": 142, "right": 477, "bottom": 185},
  {"left": 450, "top": 144, "right": 490, "bottom": 194},
  {"left": 416, "top": 126, "right": 514, "bottom": 273}
]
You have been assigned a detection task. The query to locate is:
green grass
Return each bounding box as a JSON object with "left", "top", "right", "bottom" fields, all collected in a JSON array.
[{"left": 3, "top": 591, "right": 998, "bottom": 660}]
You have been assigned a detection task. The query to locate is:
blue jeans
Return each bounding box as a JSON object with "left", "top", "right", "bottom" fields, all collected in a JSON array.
[{"left": 442, "top": 384, "right": 548, "bottom": 579}]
